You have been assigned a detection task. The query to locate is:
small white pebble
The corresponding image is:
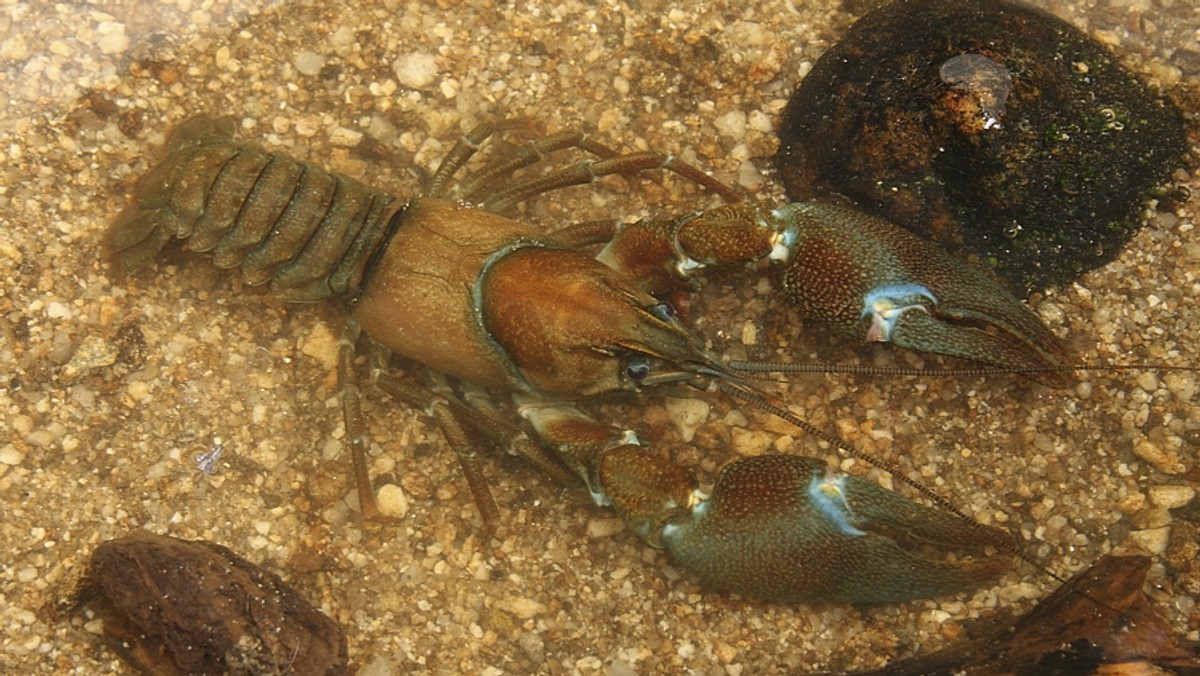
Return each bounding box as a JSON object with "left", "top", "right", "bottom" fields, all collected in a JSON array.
[
  {"left": 300, "top": 321, "right": 340, "bottom": 371},
  {"left": 392, "top": 51, "right": 438, "bottom": 89},
  {"left": 664, "top": 397, "right": 710, "bottom": 443},
  {"left": 294, "top": 49, "right": 326, "bottom": 76},
  {"left": 1129, "top": 527, "right": 1170, "bottom": 555},
  {"left": 355, "top": 657, "right": 393, "bottom": 676},
  {"left": 1135, "top": 372, "right": 1159, "bottom": 393},
  {"left": 329, "top": 126, "right": 363, "bottom": 148},
  {"left": 2, "top": 36, "right": 31, "bottom": 60},
  {"left": 376, "top": 483, "right": 409, "bottom": 518},
  {"left": 740, "top": 320, "right": 758, "bottom": 346},
  {"left": 1148, "top": 485, "right": 1195, "bottom": 510},
  {"left": 748, "top": 109, "right": 773, "bottom": 133},
  {"left": 96, "top": 21, "right": 130, "bottom": 55},
  {"left": 998, "top": 581, "right": 1043, "bottom": 603},
  {"left": 331, "top": 26, "right": 356, "bottom": 48},
  {"left": 503, "top": 596, "right": 547, "bottom": 619},
  {"left": 613, "top": 75, "right": 630, "bottom": 96},
  {"left": 713, "top": 110, "right": 747, "bottom": 141},
  {"left": 737, "top": 160, "right": 763, "bottom": 190},
  {"left": 356, "top": 656, "right": 396, "bottom": 676},
  {"left": 586, "top": 517, "right": 626, "bottom": 539},
  {"left": 0, "top": 445, "right": 24, "bottom": 466},
  {"left": 1163, "top": 372, "right": 1196, "bottom": 402},
  {"left": 731, "top": 427, "right": 773, "bottom": 456},
  {"left": 294, "top": 114, "right": 322, "bottom": 137}
]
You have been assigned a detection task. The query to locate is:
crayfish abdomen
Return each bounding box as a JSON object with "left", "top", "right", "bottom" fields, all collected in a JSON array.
[{"left": 110, "top": 116, "right": 400, "bottom": 303}]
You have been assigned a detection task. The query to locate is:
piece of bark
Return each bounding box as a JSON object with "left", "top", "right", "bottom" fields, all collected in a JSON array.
[
  {"left": 67, "top": 530, "right": 348, "bottom": 675},
  {"left": 850, "top": 555, "right": 1200, "bottom": 675}
]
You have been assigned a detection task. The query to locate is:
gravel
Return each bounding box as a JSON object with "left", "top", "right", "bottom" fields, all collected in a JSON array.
[{"left": 1, "top": 0, "right": 1197, "bottom": 673}]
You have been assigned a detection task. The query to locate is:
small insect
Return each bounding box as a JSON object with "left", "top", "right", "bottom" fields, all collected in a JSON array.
[{"left": 193, "top": 443, "right": 225, "bottom": 475}]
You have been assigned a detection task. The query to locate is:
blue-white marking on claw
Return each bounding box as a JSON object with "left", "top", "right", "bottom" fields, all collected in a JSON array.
[
  {"left": 861, "top": 283, "right": 938, "bottom": 342},
  {"left": 808, "top": 471, "right": 866, "bottom": 537},
  {"left": 768, "top": 207, "right": 800, "bottom": 262}
]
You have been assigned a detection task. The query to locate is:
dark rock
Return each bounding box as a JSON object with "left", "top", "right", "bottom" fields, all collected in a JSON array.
[{"left": 776, "top": 0, "right": 1188, "bottom": 294}]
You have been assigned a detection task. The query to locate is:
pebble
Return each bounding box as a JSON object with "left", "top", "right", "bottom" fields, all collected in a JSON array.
[
  {"left": 45, "top": 301, "right": 71, "bottom": 319},
  {"left": 300, "top": 321, "right": 340, "bottom": 370},
  {"left": 1133, "top": 438, "right": 1186, "bottom": 475},
  {"left": 0, "top": 445, "right": 24, "bottom": 466},
  {"left": 1129, "top": 526, "right": 1170, "bottom": 555},
  {"left": 740, "top": 320, "right": 757, "bottom": 345},
  {"left": 96, "top": 21, "right": 129, "bottom": 55},
  {"left": 748, "top": 109, "right": 773, "bottom": 133},
  {"left": 713, "top": 110, "right": 747, "bottom": 141},
  {"left": 1164, "top": 372, "right": 1196, "bottom": 402},
  {"left": 392, "top": 51, "right": 438, "bottom": 89},
  {"left": 294, "top": 50, "right": 326, "bottom": 76},
  {"left": 664, "top": 397, "right": 710, "bottom": 443},
  {"left": 330, "top": 26, "right": 356, "bottom": 48},
  {"left": 1148, "top": 485, "right": 1195, "bottom": 509},
  {"left": 376, "top": 483, "right": 409, "bottom": 518},
  {"left": 357, "top": 656, "right": 396, "bottom": 676},
  {"left": 329, "top": 126, "right": 363, "bottom": 148},
  {"left": 997, "top": 581, "right": 1043, "bottom": 603},
  {"left": 62, "top": 335, "right": 118, "bottom": 381},
  {"left": 586, "top": 517, "right": 626, "bottom": 538},
  {"left": 502, "top": 596, "right": 547, "bottom": 620},
  {"left": 730, "top": 427, "right": 773, "bottom": 456},
  {"left": 1, "top": 35, "right": 30, "bottom": 61},
  {"left": 294, "top": 114, "right": 322, "bottom": 137}
]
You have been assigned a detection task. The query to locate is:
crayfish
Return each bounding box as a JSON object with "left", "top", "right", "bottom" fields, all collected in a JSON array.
[{"left": 108, "top": 115, "right": 1091, "bottom": 604}]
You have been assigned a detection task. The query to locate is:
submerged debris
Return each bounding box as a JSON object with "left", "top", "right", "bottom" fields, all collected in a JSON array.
[
  {"left": 846, "top": 555, "right": 1200, "bottom": 675},
  {"left": 776, "top": 0, "right": 1188, "bottom": 293},
  {"left": 65, "top": 531, "right": 348, "bottom": 675}
]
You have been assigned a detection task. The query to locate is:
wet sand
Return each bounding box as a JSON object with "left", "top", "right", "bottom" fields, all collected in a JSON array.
[{"left": 2, "top": 0, "right": 1197, "bottom": 673}]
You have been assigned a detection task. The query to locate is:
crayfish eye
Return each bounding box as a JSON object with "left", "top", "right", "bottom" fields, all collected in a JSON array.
[
  {"left": 649, "top": 301, "right": 676, "bottom": 322},
  {"left": 624, "top": 355, "right": 651, "bottom": 382}
]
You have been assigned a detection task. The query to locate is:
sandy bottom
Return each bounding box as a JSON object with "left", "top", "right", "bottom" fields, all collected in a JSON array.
[{"left": 2, "top": 0, "right": 1197, "bottom": 673}]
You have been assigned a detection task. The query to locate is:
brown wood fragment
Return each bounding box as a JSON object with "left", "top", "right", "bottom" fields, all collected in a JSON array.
[
  {"left": 67, "top": 530, "right": 348, "bottom": 675},
  {"left": 849, "top": 555, "right": 1200, "bottom": 675}
]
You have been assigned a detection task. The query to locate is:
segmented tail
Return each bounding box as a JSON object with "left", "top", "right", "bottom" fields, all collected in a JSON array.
[{"left": 109, "top": 116, "right": 400, "bottom": 302}]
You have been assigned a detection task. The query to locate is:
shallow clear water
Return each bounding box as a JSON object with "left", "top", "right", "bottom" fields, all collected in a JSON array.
[{"left": 2, "top": 0, "right": 1197, "bottom": 673}]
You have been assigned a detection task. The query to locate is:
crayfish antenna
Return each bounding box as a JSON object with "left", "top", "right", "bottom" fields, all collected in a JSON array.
[{"left": 727, "top": 359, "right": 1200, "bottom": 382}]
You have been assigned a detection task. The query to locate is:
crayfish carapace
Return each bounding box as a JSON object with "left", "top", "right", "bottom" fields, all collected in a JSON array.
[{"left": 109, "top": 115, "right": 1075, "bottom": 603}]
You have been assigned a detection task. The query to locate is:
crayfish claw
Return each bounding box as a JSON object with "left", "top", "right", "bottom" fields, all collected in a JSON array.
[
  {"left": 775, "top": 202, "right": 1077, "bottom": 385},
  {"left": 655, "top": 455, "right": 1012, "bottom": 603},
  {"left": 887, "top": 304, "right": 1077, "bottom": 387}
]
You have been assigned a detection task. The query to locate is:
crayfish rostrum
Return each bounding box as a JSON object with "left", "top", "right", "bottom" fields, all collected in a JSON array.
[{"left": 108, "top": 115, "right": 1078, "bottom": 603}]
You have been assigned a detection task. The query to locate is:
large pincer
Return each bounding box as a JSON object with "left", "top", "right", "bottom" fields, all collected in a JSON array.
[
  {"left": 775, "top": 202, "right": 1077, "bottom": 385},
  {"left": 598, "top": 449, "right": 1012, "bottom": 603}
]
